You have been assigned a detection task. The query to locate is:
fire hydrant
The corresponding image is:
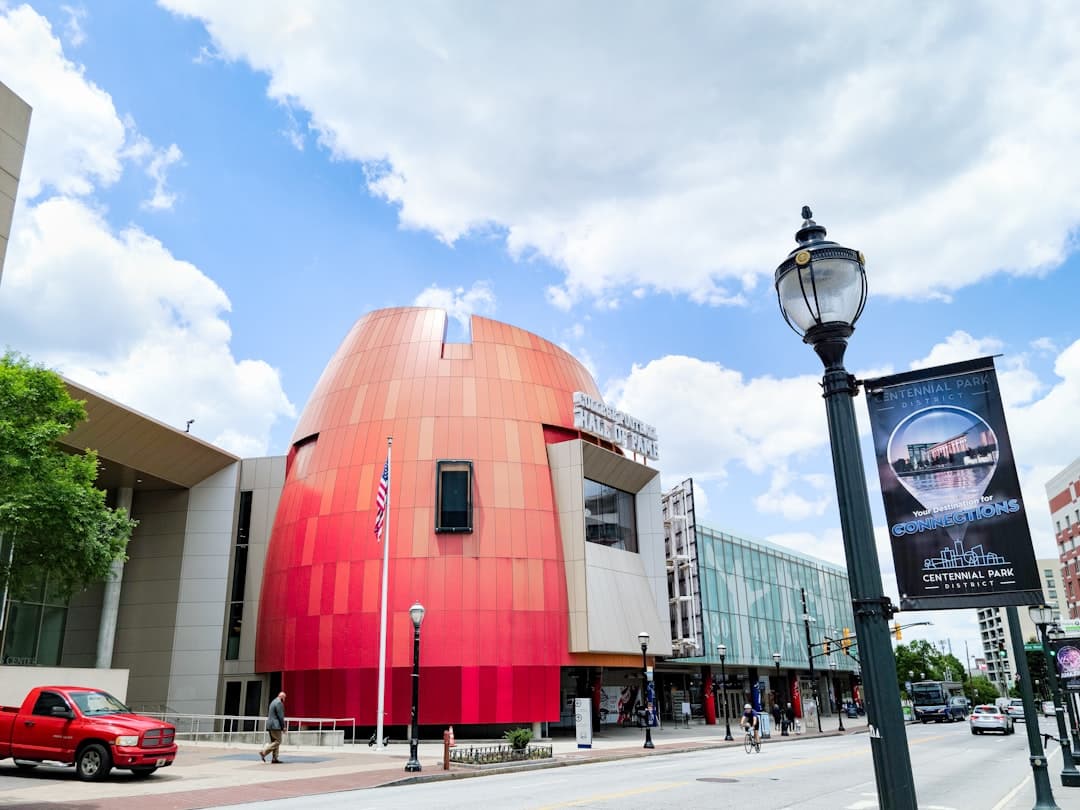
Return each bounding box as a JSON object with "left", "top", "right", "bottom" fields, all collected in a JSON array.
[{"left": 442, "top": 725, "right": 456, "bottom": 770}]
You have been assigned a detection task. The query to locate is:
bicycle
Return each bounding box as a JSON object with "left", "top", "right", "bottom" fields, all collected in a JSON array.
[{"left": 742, "top": 725, "right": 761, "bottom": 754}]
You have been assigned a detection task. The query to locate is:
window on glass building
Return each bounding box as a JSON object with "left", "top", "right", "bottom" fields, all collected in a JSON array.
[
  {"left": 584, "top": 478, "right": 638, "bottom": 552},
  {"left": 436, "top": 460, "right": 473, "bottom": 532},
  {"left": 0, "top": 551, "right": 67, "bottom": 667}
]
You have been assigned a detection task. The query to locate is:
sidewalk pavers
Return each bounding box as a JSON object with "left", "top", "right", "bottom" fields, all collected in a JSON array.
[{"left": 0, "top": 715, "right": 870, "bottom": 809}]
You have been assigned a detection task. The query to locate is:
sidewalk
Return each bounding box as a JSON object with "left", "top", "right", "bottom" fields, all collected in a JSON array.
[{"left": 0, "top": 714, "right": 869, "bottom": 809}]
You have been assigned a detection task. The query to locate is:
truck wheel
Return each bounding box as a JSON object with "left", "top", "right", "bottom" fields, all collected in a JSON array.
[
  {"left": 76, "top": 743, "right": 112, "bottom": 781},
  {"left": 130, "top": 767, "right": 157, "bottom": 779}
]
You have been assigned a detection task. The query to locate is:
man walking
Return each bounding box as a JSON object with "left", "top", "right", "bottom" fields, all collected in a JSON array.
[
  {"left": 260, "top": 691, "right": 286, "bottom": 763},
  {"left": 783, "top": 702, "right": 795, "bottom": 736}
]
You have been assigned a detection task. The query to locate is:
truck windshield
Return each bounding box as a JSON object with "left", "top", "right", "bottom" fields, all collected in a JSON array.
[{"left": 69, "top": 691, "right": 131, "bottom": 716}]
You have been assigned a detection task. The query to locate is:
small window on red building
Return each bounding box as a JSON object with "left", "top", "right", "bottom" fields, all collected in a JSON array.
[{"left": 436, "top": 460, "right": 473, "bottom": 533}]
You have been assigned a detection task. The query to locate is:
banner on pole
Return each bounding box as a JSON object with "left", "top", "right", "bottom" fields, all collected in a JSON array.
[
  {"left": 1050, "top": 638, "right": 1080, "bottom": 693},
  {"left": 864, "top": 357, "right": 1042, "bottom": 611}
]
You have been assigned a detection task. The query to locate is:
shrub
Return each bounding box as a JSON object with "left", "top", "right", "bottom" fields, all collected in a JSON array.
[{"left": 503, "top": 727, "right": 533, "bottom": 749}]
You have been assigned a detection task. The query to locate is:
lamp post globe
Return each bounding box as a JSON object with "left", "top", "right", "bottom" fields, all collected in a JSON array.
[
  {"left": 775, "top": 208, "right": 917, "bottom": 810},
  {"left": 404, "top": 602, "right": 425, "bottom": 772},
  {"left": 638, "top": 631, "right": 654, "bottom": 749},
  {"left": 718, "top": 643, "right": 732, "bottom": 740}
]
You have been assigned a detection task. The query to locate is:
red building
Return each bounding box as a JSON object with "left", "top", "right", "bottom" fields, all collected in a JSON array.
[
  {"left": 1047, "top": 459, "right": 1080, "bottom": 619},
  {"left": 256, "top": 308, "right": 671, "bottom": 727}
]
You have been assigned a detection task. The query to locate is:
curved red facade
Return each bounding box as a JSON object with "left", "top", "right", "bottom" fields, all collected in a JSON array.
[{"left": 256, "top": 307, "right": 602, "bottom": 725}]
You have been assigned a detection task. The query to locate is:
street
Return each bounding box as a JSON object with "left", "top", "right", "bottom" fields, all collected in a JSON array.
[{"left": 215, "top": 717, "right": 1072, "bottom": 809}]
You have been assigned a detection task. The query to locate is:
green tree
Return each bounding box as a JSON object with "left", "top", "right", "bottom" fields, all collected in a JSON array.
[
  {"left": 894, "top": 640, "right": 946, "bottom": 687},
  {"left": 966, "top": 675, "right": 1002, "bottom": 705},
  {"left": 0, "top": 353, "right": 135, "bottom": 602}
]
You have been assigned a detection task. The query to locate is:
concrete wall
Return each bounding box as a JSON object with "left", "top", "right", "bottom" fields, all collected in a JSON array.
[
  {"left": 547, "top": 439, "right": 672, "bottom": 656},
  {"left": 220, "top": 457, "right": 286, "bottom": 690},
  {"left": 0, "top": 80, "right": 30, "bottom": 282},
  {"left": 0, "top": 667, "right": 128, "bottom": 706},
  {"left": 166, "top": 463, "right": 240, "bottom": 715},
  {"left": 62, "top": 488, "right": 191, "bottom": 710}
]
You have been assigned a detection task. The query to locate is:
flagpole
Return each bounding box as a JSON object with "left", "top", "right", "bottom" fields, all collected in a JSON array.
[{"left": 375, "top": 436, "right": 392, "bottom": 750}]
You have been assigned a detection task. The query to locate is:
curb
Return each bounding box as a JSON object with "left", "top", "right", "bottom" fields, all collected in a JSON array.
[{"left": 383, "top": 726, "right": 870, "bottom": 788}]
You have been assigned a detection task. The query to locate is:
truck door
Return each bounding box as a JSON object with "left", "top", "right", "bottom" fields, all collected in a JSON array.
[{"left": 11, "top": 690, "right": 76, "bottom": 762}]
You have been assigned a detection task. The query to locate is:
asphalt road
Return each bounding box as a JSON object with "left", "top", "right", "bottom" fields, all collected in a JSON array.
[{"left": 216, "top": 718, "right": 1072, "bottom": 810}]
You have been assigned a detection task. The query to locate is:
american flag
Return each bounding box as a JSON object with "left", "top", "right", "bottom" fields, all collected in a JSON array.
[{"left": 374, "top": 458, "right": 389, "bottom": 540}]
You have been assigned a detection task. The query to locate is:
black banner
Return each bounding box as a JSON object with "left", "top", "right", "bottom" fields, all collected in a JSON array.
[
  {"left": 864, "top": 357, "right": 1042, "bottom": 610},
  {"left": 1051, "top": 637, "right": 1080, "bottom": 693}
]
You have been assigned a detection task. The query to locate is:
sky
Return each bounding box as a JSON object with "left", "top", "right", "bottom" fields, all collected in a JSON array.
[{"left": 1, "top": 1, "right": 1079, "bottom": 669}]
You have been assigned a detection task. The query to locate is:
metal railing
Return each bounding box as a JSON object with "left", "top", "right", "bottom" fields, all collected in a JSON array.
[
  {"left": 137, "top": 712, "right": 356, "bottom": 745},
  {"left": 449, "top": 743, "right": 553, "bottom": 765}
]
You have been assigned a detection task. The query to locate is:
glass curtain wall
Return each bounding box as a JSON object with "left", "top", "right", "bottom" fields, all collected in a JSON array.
[{"left": 691, "top": 526, "right": 858, "bottom": 673}]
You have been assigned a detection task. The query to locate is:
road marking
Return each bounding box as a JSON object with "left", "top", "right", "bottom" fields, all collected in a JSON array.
[
  {"left": 991, "top": 742, "right": 1061, "bottom": 810},
  {"left": 536, "top": 781, "right": 690, "bottom": 808}
]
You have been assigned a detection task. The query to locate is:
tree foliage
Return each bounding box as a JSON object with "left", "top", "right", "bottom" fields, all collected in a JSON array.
[
  {"left": 894, "top": 640, "right": 971, "bottom": 697},
  {"left": 966, "top": 675, "right": 1003, "bottom": 704},
  {"left": 0, "top": 353, "right": 135, "bottom": 601}
]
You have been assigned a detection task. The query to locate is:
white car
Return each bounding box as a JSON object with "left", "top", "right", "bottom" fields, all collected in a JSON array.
[
  {"left": 1042, "top": 700, "right": 1056, "bottom": 717},
  {"left": 1004, "top": 698, "right": 1026, "bottom": 721},
  {"left": 970, "top": 704, "right": 1014, "bottom": 735}
]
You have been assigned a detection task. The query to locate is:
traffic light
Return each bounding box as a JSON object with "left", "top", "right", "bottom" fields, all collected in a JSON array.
[
  {"left": 823, "top": 640, "right": 831, "bottom": 655},
  {"left": 997, "top": 641, "right": 1007, "bottom": 659},
  {"left": 842, "top": 627, "right": 852, "bottom": 654},
  {"left": 893, "top": 622, "right": 902, "bottom": 641}
]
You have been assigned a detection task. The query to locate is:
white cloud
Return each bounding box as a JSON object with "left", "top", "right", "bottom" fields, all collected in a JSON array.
[
  {"left": 755, "top": 466, "right": 831, "bottom": 521},
  {"left": 0, "top": 197, "right": 295, "bottom": 455},
  {"left": 1031, "top": 337, "right": 1057, "bottom": 355},
  {"left": 606, "top": 355, "right": 824, "bottom": 486},
  {"left": 163, "top": 1, "right": 1080, "bottom": 308},
  {"left": 60, "top": 4, "right": 86, "bottom": 47},
  {"left": 0, "top": 5, "right": 182, "bottom": 212},
  {"left": 141, "top": 143, "right": 183, "bottom": 211},
  {"left": 0, "top": 5, "right": 294, "bottom": 456},
  {"left": 412, "top": 281, "right": 496, "bottom": 335},
  {"left": 909, "top": 329, "right": 1043, "bottom": 408},
  {"left": 0, "top": 5, "right": 124, "bottom": 198}
]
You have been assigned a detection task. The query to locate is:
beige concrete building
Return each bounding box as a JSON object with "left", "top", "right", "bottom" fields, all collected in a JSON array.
[
  {"left": 0, "top": 80, "right": 31, "bottom": 280},
  {"left": 977, "top": 558, "right": 1063, "bottom": 694}
]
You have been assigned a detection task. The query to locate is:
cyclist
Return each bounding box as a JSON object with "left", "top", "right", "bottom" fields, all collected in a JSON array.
[{"left": 739, "top": 703, "right": 760, "bottom": 745}]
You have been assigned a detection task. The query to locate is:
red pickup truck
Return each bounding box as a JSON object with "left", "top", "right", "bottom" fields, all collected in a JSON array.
[{"left": 0, "top": 685, "right": 177, "bottom": 780}]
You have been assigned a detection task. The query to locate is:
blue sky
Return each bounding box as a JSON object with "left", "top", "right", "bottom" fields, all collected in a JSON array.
[{"left": 2, "top": 1, "right": 1078, "bottom": 659}]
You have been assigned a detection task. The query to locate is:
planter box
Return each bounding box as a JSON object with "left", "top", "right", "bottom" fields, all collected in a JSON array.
[{"left": 449, "top": 743, "right": 554, "bottom": 766}]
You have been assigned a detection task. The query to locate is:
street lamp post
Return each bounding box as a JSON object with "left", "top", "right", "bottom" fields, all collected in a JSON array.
[
  {"left": 773, "top": 651, "right": 782, "bottom": 705},
  {"left": 801, "top": 588, "right": 821, "bottom": 733},
  {"left": 775, "top": 207, "right": 917, "bottom": 809},
  {"left": 638, "top": 631, "right": 654, "bottom": 749},
  {"left": 1030, "top": 606, "right": 1080, "bottom": 787},
  {"left": 718, "top": 644, "right": 733, "bottom": 740},
  {"left": 1006, "top": 605, "right": 1058, "bottom": 808},
  {"left": 831, "top": 660, "right": 845, "bottom": 732},
  {"left": 404, "top": 602, "right": 425, "bottom": 772}
]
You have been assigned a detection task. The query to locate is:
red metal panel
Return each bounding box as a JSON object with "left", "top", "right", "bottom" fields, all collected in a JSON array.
[{"left": 257, "top": 308, "right": 602, "bottom": 725}]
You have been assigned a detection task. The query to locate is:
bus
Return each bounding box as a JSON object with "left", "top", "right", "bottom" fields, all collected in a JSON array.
[{"left": 910, "top": 680, "right": 966, "bottom": 723}]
